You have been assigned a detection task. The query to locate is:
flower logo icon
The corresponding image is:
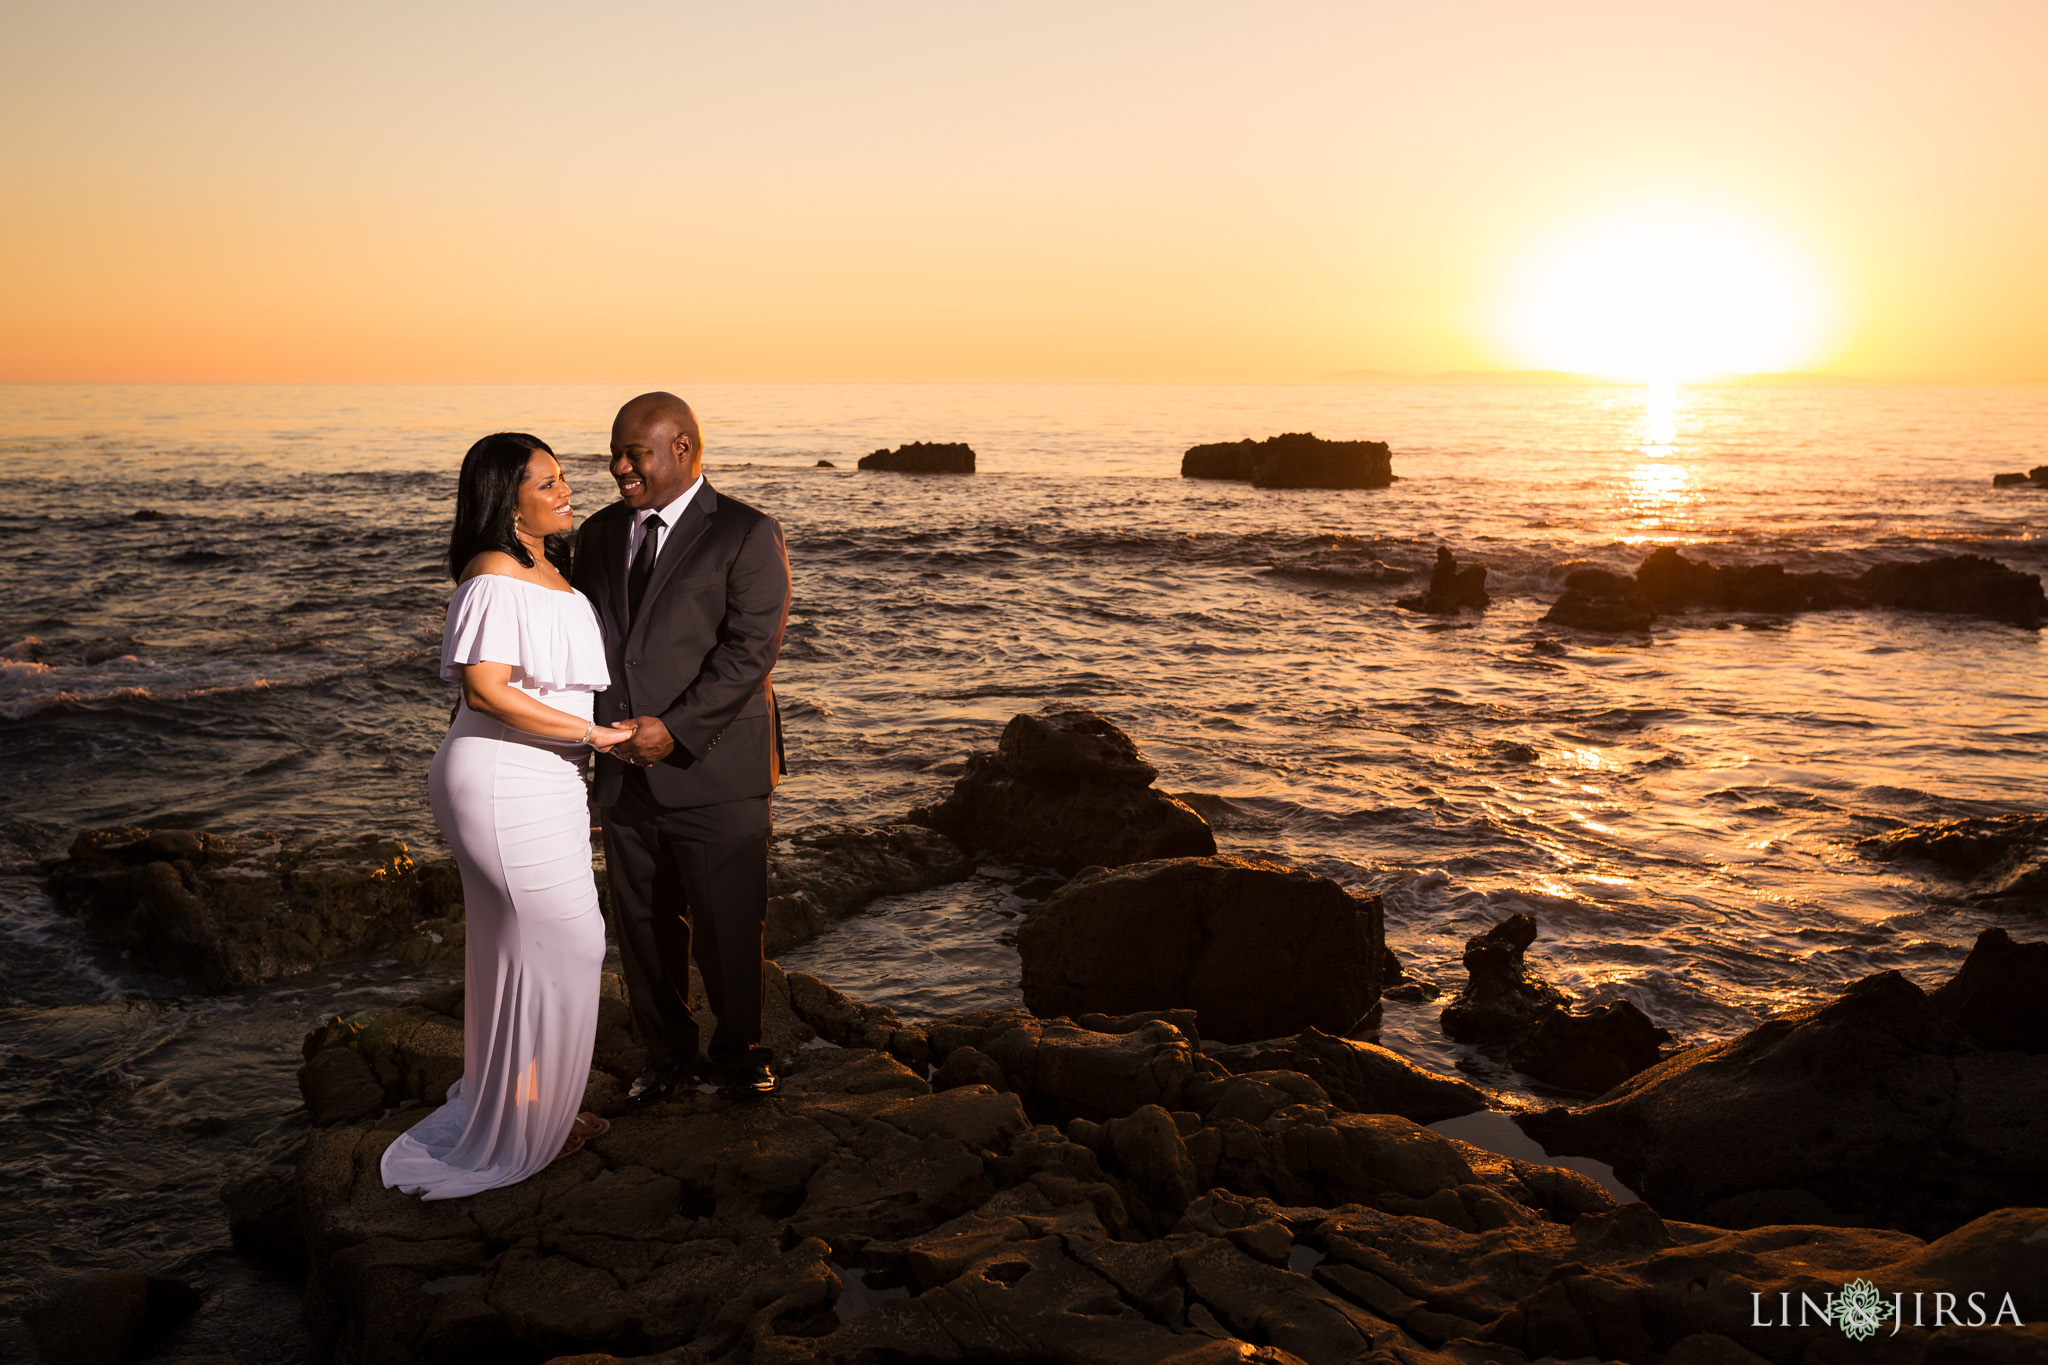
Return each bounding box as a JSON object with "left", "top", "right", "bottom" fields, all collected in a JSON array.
[{"left": 1835, "top": 1279, "right": 1895, "bottom": 1341}]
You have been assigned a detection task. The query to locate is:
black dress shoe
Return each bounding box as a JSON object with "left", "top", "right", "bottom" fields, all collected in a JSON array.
[
  {"left": 628, "top": 1062, "right": 681, "bottom": 1105},
  {"left": 728, "top": 1058, "right": 775, "bottom": 1097}
]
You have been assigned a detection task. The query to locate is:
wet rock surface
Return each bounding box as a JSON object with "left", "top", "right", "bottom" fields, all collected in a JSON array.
[
  {"left": 43, "top": 827, "right": 463, "bottom": 990},
  {"left": 1396, "top": 547, "right": 1491, "bottom": 616},
  {"left": 282, "top": 969, "right": 2048, "bottom": 1365},
  {"left": 856, "top": 441, "right": 975, "bottom": 473},
  {"left": 764, "top": 823, "right": 974, "bottom": 956},
  {"left": 1521, "top": 930, "right": 2048, "bottom": 1238},
  {"left": 1180, "top": 432, "right": 1395, "bottom": 489},
  {"left": 916, "top": 708, "right": 1215, "bottom": 875},
  {"left": 1018, "top": 856, "right": 1384, "bottom": 1044},
  {"left": 1855, "top": 811, "right": 2048, "bottom": 903}
]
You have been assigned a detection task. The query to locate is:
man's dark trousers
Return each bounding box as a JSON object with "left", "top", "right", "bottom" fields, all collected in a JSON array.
[{"left": 603, "top": 769, "right": 771, "bottom": 1071}]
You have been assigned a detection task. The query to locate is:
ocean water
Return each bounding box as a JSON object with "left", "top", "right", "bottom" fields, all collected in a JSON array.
[{"left": 1, "top": 381, "right": 2043, "bottom": 1357}]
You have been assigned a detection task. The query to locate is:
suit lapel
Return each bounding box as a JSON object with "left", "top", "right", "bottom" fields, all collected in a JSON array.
[{"left": 626, "top": 482, "right": 719, "bottom": 647}]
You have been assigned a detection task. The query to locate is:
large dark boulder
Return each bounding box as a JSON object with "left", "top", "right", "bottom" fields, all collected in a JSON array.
[
  {"left": 43, "top": 827, "right": 462, "bottom": 990},
  {"left": 1180, "top": 432, "right": 1394, "bottom": 489},
  {"left": 1855, "top": 553, "right": 2046, "bottom": 624},
  {"left": 1929, "top": 926, "right": 2048, "bottom": 1051},
  {"left": 1395, "top": 546, "right": 1490, "bottom": 615},
  {"left": 1634, "top": 547, "right": 1858, "bottom": 615},
  {"left": 1017, "top": 855, "right": 1384, "bottom": 1044},
  {"left": 857, "top": 441, "right": 975, "bottom": 473},
  {"left": 1855, "top": 811, "right": 2048, "bottom": 901},
  {"left": 917, "top": 708, "right": 1215, "bottom": 875},
  {"left": 1521, "top": 930, "right": 2048, "bottom": 1237},
  {"left": 1616, "top": 547, "right": 2044, "bottom": 627}
]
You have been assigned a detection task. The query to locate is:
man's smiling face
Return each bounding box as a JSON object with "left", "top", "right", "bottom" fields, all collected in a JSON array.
[{"left": 609, "top": 401, "right": 698, "bottom": 511}]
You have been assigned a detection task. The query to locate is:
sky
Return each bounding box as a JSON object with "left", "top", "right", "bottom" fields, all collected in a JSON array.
[{"left": 2, "top": 1, "right": 2044, "bottom": 383}]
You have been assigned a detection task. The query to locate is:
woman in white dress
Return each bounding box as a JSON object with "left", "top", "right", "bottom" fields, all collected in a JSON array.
[{"left": 381, "top": 432, "right": 637, "bottom": 1201}]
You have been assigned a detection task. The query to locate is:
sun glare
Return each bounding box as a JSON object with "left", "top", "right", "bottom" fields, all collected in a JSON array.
[{"left": 1494, "top": 207, "right": 1832, "bottom": 381}]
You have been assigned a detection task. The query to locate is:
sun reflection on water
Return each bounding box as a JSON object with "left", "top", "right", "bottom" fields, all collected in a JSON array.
[{"left": 1616, "top": 382, "right": 1700, "bottom": 540}]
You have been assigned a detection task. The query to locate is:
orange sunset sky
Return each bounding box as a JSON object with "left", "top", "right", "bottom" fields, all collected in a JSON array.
[{"left": 3, "top": 2, "right": 2044, "bottom": 384}]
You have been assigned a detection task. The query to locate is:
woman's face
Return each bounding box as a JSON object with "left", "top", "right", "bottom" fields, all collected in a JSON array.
[{"left": 516, "top": 450, "right": 574, "bottom": 540}]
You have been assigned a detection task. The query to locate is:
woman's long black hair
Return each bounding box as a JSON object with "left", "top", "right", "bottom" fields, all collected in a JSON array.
[{"left": 447, "top": 432, "right": 572, "bottom": 580}]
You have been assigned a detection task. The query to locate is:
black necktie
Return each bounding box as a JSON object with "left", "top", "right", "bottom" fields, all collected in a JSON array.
[{"left": 627, "top": 513, "right": 663, "bottom": 622}]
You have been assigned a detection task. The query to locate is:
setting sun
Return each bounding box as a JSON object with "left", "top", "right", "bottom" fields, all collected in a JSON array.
[{"left": 1493, "top": 207, "right": 1835, "bottom": 382}]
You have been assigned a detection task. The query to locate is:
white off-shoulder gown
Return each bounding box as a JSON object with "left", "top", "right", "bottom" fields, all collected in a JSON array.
[{"left": 381, "top": 574, "right": 610, "bottom": 1201}]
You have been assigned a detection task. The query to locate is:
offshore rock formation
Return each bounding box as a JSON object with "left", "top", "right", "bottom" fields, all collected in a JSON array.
[
  {"left": 1990, "top": 463, "right": 2048, "bottom": 487},
  {"left": 1544, "top": 546, "right": 2047, "bottom": 631},
  {"left": 271, "top": 969, "right": 2048, "bottom": 1365},
  {"left": 1440, "top": 915, "right": 1673, "bottom": 1095},
  {"left": 856, "top": 441, "right": 976, "bottom": 473},
  {"left": 43, "top": 827, "right": 463, "bottom": 991},
  {"left": 1521, "top": 928, "right": 2048, "bottom": 1238},
  {"left": 1017, "top": 857, "right": 1386, "bottom": 1045},
  {"left": 1855, "top": 811, "right": 2048, "bottom": 903},
  {"left": 916, "top": 708, "right": 1216, "bottom": 875},
  {"left": 1181, "top": 432, "right": 1395, "bottom": 490},
  {"left": 1395, "top": 547, "right": 1491, "bottom": 616}
]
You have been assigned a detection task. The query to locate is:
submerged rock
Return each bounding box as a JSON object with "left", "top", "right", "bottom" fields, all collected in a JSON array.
[
  {"left": 1541, "top": 567, "right": 1654, "bottom": 633},
  {"left": 856, "top": 441, "right": 975, "bottom": 473},
  {"left": 1018, "top": 856, "right": 1385, "bottom": 1044},
  {"left": 1521, "top": 929, "right": 2048, "bottom": 1237},
  {"left": 917, "top": 708, "right": 1215, "bottom": 875},
  {"left": 1855, "top": 811, "right": 2048, "bottom": 901},
  {"left": 1180, "top": 432, "right": 1395, "bottom": 489},
  {"left": 43, "top": 826, "right": 462, "bottom": 990},
  {"left": 1395, "top": 546, "right": 1491, "bottom": 615}
]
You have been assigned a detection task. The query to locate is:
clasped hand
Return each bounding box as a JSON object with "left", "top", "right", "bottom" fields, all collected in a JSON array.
[
  {"left": 605, "top": 715, "right": 677, "bottom": 767},
  {"left": 590, "top": 719, "right": 638, "bottom": 754}
]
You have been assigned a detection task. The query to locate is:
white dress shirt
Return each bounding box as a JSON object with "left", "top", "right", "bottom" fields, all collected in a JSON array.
[{"left": 625, "top": 475, "right": 705, "bottom": 570}]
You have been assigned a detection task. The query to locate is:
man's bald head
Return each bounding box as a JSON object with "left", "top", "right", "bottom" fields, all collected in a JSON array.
[{"left": 609, "top": 391, "right": 703, "bottom": 510}]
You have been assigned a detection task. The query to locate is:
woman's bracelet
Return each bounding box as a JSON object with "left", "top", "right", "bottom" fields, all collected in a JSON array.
[{"left": 579, "top": 720, "right": 595, "bottom": 747}]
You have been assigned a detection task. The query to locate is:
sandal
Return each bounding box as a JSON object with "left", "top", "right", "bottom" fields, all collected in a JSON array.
[{"left": 555, "top": 1111, "right": 611, "bottom": 1162}]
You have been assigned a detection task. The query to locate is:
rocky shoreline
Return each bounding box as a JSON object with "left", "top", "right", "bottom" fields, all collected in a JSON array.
[{"left": 21, "top": 710, "right": 2048, "bottom": 1363}]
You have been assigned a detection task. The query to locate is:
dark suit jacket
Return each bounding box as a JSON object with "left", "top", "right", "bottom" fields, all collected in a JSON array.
[{"left": 572, "top": 481, "right": 791, "bottom": 809}]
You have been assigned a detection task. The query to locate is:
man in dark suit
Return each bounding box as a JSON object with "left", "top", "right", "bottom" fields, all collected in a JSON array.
[{"left": 573, "top": 391, "right": 790, "bottom": 1100}]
